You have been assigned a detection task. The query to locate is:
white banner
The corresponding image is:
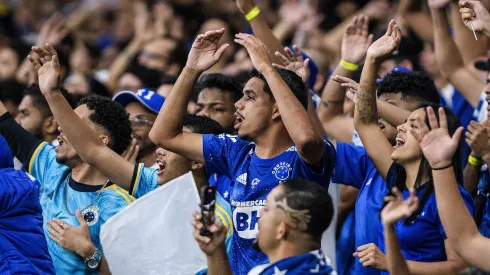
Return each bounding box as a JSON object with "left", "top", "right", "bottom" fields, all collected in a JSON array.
[{"left": 100, "top": 172, "right": 206, "bottom": 275}]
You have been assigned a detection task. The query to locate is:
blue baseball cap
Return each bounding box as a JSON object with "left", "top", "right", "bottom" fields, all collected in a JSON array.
[
  {"left": 112, "top": 88, "right": 165, "bottom": 114},
  {"left": 376, "top": 66, "right": 412, "bottom": 85},
  {"left": 286, "top": 46, "right": 318, "bottom": 90},
  {"left": 0, "top": 135, "right": 13, "bottom": 168}
]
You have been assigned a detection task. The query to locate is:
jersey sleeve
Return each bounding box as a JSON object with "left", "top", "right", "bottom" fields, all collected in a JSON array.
[
  {"left": 332, "top": 142, "right": 371, "bottom": 189},
  {"left": 439, "top": 186, "right": 475, "bottom": 239},
  {"left": 99, "top": 185, "right": 134, "bottom": 222},
  {"left": 26, "top": 142, "right": 63, "bottom": 189},
  {"left": 128, "top": 163, "right": 159, "bottom": 199},
  {"left": 202, "top": 134, "right": 247, "bottom": 177},
  {"left": 296, "top": 138, "right": 337, "bottom": 187}
]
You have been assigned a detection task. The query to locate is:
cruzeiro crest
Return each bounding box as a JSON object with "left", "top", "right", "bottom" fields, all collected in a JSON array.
[
  {"left": 82, "top": 206, "right": 100, "bottom": 226},
  {"left": 272, "top": 162, "right": 292, "bottom": 181}
]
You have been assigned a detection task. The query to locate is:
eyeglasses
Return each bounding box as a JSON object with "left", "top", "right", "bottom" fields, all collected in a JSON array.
[{"left": 131, "top": 118, "right": 154, "bottom": 127}]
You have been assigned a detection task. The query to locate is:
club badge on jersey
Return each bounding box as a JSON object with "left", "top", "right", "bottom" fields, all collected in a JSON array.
[{"left": 82, "top": 206, "right": 99, "bottom": 226}]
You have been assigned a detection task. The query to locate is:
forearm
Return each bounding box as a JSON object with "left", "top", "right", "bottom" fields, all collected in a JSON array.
[
  {"left": 377, "top": 100, "right": 411, "bottom": 128},
  {"left": 354, "top": 56, "right": 379, "bottom": 128},
  {"left": 463, "top": 157, "right": 482, "bottom": 194},
  {"left": 318, "top": 65, "right": 353, "bottom": 122},
  {"left": 450, "top": 2, "right": 488, "bottom": 65},
  {"left": 272, "top": 20, "right": 296, "bottom": 43},
  {"left": 384, "top": 224, "right": 412, "bottom": 275},
  {"left": 149, "top": 67, "right": 200, "bottom": 146},
  {"left": 406, "top": 259, "right": 465, "bottom": 275},
  {"left": 248, "top": 13, "right": 285, "bottom": 64},
  {"left": 433, "top": 167, "right": 480, "bottom": 254},
  {"left": 262, "top": 68, "right": 323, "bottom": 149},
  {"left": 0, "top": 112, "right": 40, "bottom": 163},
  {"left": 106, "top": 40, "right": 143, "bottom": 92},
  {"left": 307, "top": 92, "right": 327, "bottom": 137},
  {"left": 206, "top": 247, "right": 233, "bottom": 275},
  {"left": 401, "top": 12, "right": 434, "bottom": 42}
]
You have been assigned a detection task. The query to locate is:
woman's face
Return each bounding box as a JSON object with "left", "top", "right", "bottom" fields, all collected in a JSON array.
[{"left": 391, "top": 108, "right": 428, "bottom": 164}]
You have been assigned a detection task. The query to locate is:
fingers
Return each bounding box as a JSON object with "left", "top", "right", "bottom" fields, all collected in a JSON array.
[
  {"left": 391, "top": 187, "right": 403, "bottom": 201},
  {"left": 275, "top": 51, "right": 291, "bottom": 65},
  {"left": 438, "top": 107, "right": 448, "bottom": 129},
  {"left": 27, "top": 54, "right": 42, "bottom": 70},
  {"left": 214, "top": 43, "right": 230, "bottom": 59},
  {"left": 361, "top": 16, "right": 369, "bottom": 38},
  {"left": 426, "top": 106, "right": 439, "bottom": 129},
  {"left": 285, "top": 47, "right": 296, "bottom": 61},
  {"left": 386, "top": 19, "right": 395, "bottom": 36},
  {"left": 452, "top": 126, "right": 465, "bottom": 144},
  {"left": 47, "top": 220, "right": 64, "bottom": 234},
  {"left": 367, "top": 34, "right": 374, "bottom": 46},
  {"left": 346, "top": 90, "right": 357, "bottom": 101},
  {"left": 272, "top": 63, "right": 287, "bottom": 70}
]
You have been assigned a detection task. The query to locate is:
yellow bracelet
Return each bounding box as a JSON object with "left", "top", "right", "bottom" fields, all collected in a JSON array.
[
  {"left": 245, "top": 6, "right": 261, "bottom": 21},
  {"left": 339, "top": 59, "right": 359, "bottom": 71},
  {"left": 468, "top": 155, "right": 482, "bottom": 166}
]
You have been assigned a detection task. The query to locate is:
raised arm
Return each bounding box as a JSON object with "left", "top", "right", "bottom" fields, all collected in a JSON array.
[
  {"left": 149, "top": 29, "right": 230, "bottom": 162},
  {"left": 430, "top": 0, "right": 484, "bottom": 108},
  {"left": 235, "top": 33, "right": 325, "bottom": 166},
  {"left": 318, "top": 16, "right": 372, "bottom": 142},
  {"left": 464, "top": 120, "right": 490, "bottom": 192},
  {"left": 354, "top": 20, "right": 402, "bottom": 179},
  {"left": 28, "top": 44, "right": 135, "bottom": 191},
  {"left": 409, "top": 106, "right": 490, "bottom": 271}
]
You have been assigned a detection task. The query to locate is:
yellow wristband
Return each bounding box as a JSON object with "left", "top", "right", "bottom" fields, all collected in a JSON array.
[
  {"left": 339, "top": 60, "right": 359, "bottom": 71},
  {"left": 245, "top": 6, "right": 260, "bottom": 21},
  {"left": 468, "top": 155, "right": 482, "bottom": 166}
]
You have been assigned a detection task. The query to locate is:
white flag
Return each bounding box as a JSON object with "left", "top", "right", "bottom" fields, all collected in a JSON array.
[{"left": 100, "top": 172, "right": 206, "bottom": 275}]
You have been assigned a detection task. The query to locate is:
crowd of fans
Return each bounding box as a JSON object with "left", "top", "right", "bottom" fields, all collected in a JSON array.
[{"left": 3, "top": 0, "right": 490, "bottom": 274}]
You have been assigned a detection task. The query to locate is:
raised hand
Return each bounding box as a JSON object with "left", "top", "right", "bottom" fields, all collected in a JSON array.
[
  {"left": 410, "top": 107, "right": 464, "bottom": 169},
  {"left": 361, "top": 0, "right": 391, "bottom": 21},
  {"left": 367, "top": 20, "right": 402, "bottom": 60},
  {"left": 191, "top": 210, "right": 226, "bottom": 255},
  {"left": 122, "top": 138, "right": 139, "bottom": 165},
  {"left": 381, "top": 187, "right": 419, "bottom": 225},
  {"left": 273, "top": 45, "right": 310, "bottom": 84},
  {"left": 354, "top": 243, "right": 388, "bottom": 271},
  {"left": 466, "top": 120, "right": 490, "bottom": 158},
  {"left": 332, "top": 75, "right": 359, "bottom": 102},
  {"left": 186, "top": 29, "right": 230, "bottom": 73},
  {"left": 28, "top": 44, "right": 61, "bottom": 94},
  {"left": 234, "top": 33, "right": 273, "bottom": 73},
  {"left": 459, "top": 0, "right": 490, "bottom": 36},
  {"left": 428, "top": 0, "right": 451, "bottom": 9},
  {"left": 341, "top": 15, "right": 374, "bottom": 65},
  {"left": 37, "top": 13, "right": 68, "bottom": 47}
]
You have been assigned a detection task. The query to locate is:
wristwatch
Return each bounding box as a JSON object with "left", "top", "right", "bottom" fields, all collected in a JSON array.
[{"left": 84, "top": 249, "right": 103, "bottom": 271}]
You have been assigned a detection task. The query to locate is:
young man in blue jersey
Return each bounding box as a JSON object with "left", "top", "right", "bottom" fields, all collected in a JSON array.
[
  {"left": 0, "top": 48, "right": 136, "bottom": 274},
  {"left": 0, "top": 135, "right": 56, "bottom": 275},
  {"left": 192, "top": 179, "right": 337, "bottom": 275},
  {"left": 148, "top": 29, "right": 336, "bottom": 275}
]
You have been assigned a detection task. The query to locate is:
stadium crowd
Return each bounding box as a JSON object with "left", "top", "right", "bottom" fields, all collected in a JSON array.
[{"left": 3, "top": 0, "right": 490, "bottom": 274}]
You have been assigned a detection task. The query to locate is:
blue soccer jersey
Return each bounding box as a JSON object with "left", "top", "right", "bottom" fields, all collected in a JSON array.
[
  {"left": 27, "top": 142, "right": 134, "bottom": 275},
  {"left": 129, "top": 163, "right": 159, "bottom": 199},
  {"left": 203, "top": 134, "right": 336, "bottom": 275}
]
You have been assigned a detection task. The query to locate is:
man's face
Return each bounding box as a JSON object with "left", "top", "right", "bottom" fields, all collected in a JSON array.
[
  {"left": 196, "top": 88, "right": 237, "bottom": 133},
  {"left": 15, "top": 96, "right": 44, "bottom": 138},
  {"left": 125, "top": 102, "right": 157, "bottom": 155},
  {"left": 378, "top": 93, "right": 419, "bottom": 145},
  {"left": 117, "top": 73, "right": 143, "bottom": 93},
  {"left": 155, "top": 127, "right": 194, "bottom": 185},
  {"left": 254, "top": 185, "right": 286, "bottom": 254},
  {"left": 0, "top": 48, "right": 18, "bottom": 81},
  {"left": 56, "top": 104, "right": 105, "bottom": 166},
  {"left": 64, "top": 73, "right": 89, "bottom": 95},
  {"left": 138, "top": 38, "right": 176, "bottom": 72},
  {"left": 234, "top": 77, "right": 275, "bottom": 140}
]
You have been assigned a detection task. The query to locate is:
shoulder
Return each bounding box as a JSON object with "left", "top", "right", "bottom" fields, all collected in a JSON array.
[{"left": 101, "top": 184, "right": 135, "bottom": 206}]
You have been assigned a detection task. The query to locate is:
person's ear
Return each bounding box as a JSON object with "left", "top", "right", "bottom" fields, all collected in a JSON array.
[
  {"left": 271, "top": 102, "right": 280, "bottom": 120},
  {"left": 43, "top": 116, "right": 59, "bottom": 135},
  {"left": 276, "top": 221, "right": 289, "bottom": 241},
  {"left": 191, "top": 160, "right": 204, "bottom": 170},
  {"left": 100, "top": 135, "right": 110, "bottom": 146}
]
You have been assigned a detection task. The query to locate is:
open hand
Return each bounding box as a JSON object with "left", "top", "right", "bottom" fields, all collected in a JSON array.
[
  {"left": 466, "top": 120, "right": 490, "bottom": 159},
  {"left": 47, "top": 210, "right": 95, "bottom": 258},
  {"left": 459, "top": 0, "right": 490, "bottom": 36},
  {"left": 28, "top": 44, "right": 61, "bottom": 94},
  {"left": 410, "top": 107, "right": 464, "bottom": 169},
  {"left": 332, "top": 75, "right": 359, "bottom": 102},
  {"left": 192, "top": 210, "right": 226, "bottom": 256},
  {"left": 235, "top": 33, "right": 273, "bottom": 73},
  {"left": 341, "top": 15, "right": 374, "bottom": 64},
  {"left": 381, "top": 187, "right": 419, "bottom": 225},
  {"left": 186, "top": 29, "right": 230, "bottom": 73},
  {"left": 367, "top": 20, "right": 402, "bottom": 61},
  {"left": 354, "top": 243, "right": 388, "bottom": 271},
  {"left": 273, "top": 45, "right": 310, "bottom": 84},
  {"left": 122, "top": 138, "right": 139, "bottom": 165}
]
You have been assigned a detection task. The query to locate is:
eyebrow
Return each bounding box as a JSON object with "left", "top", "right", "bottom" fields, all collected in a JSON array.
[{"left": 244, "top": 90, "right": 256, "bottom": 96}]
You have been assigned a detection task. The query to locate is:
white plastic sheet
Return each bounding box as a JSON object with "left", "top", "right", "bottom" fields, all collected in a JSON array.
[{"left": 100, "top": 172, "right": 207, "bottom": 275}]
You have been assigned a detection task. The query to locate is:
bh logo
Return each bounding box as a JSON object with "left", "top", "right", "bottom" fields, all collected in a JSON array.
[
  {"left": 272, "top": 162, "right": 292, "bottom": 181},
  {"left": 233, "top": 206, "right": 262, "bottom": 239}
]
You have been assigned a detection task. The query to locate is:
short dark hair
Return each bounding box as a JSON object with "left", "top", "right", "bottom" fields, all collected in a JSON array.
[
  {"left": 24, "top": 85, "right": 75, "bottom": 118},
  {"left": 0, "top": 80, "right": 24, "bottom": 106},
  {"left": 250, "top": 68, "right": 308, "bottom": 109},
  {"left": 378, "top": 71, "right": 440, "bottom": 104},
  {"left": 125, "top": 60, "right": 162, "bottom": 90},
  {"left": 167, "top": 38, "right": 188, "bottom": 71},
  {"left": 278, "top": 179, "right": 333, "bottom": 239},
  {"left": 195, "top": 73, "right": 243, "bottom": 103},
  {"left": 183, "top": 114, "right": 224, "bottom": 135},
  {"left": 77, "top": 96, "right": 132, "bottom": 155}
]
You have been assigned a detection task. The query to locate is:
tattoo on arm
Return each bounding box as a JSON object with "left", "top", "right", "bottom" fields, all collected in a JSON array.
[
  {"left": 357, "top": 81, "right": 378, "bottom": 124},
  {"left": 275, "top": 197, "right": 311, "bottom": 232},
  {"left": 322, "top": 100, "right": 344, "bottom": 109}
]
